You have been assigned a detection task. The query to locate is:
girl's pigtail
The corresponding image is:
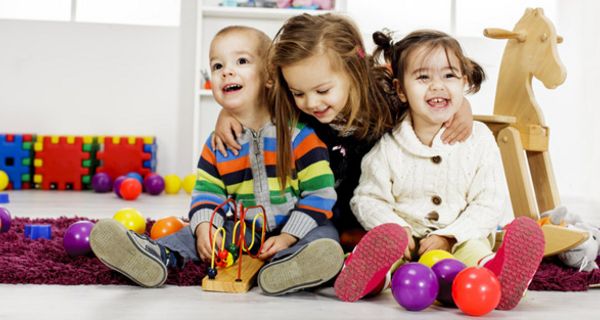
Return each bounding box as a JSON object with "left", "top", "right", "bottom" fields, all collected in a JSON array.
[{"left": 465, "top": 58, "right": 486, "bottom": 94}]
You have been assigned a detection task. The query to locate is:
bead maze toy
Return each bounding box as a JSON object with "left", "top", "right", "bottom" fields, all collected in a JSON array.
[
  {"left": 33, "top": 136, "right": 98, "bottom": 190},
  {"left": 95, "top": 136, "right": 156, "bottom": 180},
  {"left": 201, "top": 199, "right": 267, "bottom": 293},
  {"left": 0, "top": 134, "right": 34, "bottom": 189}
]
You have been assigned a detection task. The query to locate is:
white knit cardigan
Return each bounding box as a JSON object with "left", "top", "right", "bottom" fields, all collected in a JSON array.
[{"left": 351, "top": 115, "right": 509, "bottom": 244}]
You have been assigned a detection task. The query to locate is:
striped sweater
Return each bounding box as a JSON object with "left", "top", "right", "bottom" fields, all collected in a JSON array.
[{"left": 188, "top": 121, "right": 336, "bottom": 239}]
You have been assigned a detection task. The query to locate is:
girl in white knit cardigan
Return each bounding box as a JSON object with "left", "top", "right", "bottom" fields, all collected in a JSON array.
[{"left": 334, "top": 30, "right": 545, "bottom": 312}]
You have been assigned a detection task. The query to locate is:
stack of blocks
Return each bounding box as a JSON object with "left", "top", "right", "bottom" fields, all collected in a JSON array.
[
  {"left": 0, "top": 134, "right": 34, "bottom": 190},
  {"left": 33, "top": 136, "right": 99, "bottom": 190},
  {"left": 96, "top": 136, "right": 157, "bottom": 179},
  {"left": 0, "top": 135, "right": 157, "bottom": 191}
]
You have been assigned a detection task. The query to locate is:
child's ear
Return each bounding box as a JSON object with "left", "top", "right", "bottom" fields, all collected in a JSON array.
[
  {"left": 266, "top": 79, "right": 273, "bottom": 89},
  {"left": 392, "top": 78, "right": 407, "bottom": 103}
]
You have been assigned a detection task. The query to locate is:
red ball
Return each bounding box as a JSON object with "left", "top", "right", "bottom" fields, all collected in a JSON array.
[
  {"left": 452, "top": 267, "right": 501, "bottom": 316},
  {"left": 119, "top": 178, "right": 142, "bottom": 201}
]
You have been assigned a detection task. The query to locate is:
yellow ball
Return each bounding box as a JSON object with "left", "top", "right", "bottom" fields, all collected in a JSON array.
[
  {"left": 182, "top": 173, "right": 196, "bottom": 195},
  {"left": 113, "top": 208, "right": 146, "bottom": 234},
  {"left": 163, "top": 174, "right": 181, "bottom": 195},
  {"left": 418, "top": 249, "right": 454, "bottom": 268},
  {"left": 0, "top": 170, "right": 8, "bottom": 191}
]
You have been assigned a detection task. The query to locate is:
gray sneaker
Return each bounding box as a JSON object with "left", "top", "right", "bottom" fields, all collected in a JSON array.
[
  {"left": 90, "top": 219, "right": 169, "bottom": 287},
  {"left": 258, "top": 238, "right": 344, "bottom": 295}
]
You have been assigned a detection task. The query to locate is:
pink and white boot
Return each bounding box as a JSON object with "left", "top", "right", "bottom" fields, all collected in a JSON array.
[{"left": 334, "top": 223, "right": 408, "bottom": 302}]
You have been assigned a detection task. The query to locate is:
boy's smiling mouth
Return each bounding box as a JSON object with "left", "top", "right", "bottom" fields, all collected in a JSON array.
[{"left": 223, "top": 83, "right": 243, "bottom": 93}]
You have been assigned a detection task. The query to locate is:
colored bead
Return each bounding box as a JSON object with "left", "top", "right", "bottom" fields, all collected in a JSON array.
[{"left": 207, "top": 267, "right": 217, "bottom": 279}]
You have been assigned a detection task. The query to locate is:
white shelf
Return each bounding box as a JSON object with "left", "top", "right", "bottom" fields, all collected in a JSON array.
[
  {"left": 198, "top": 89, "right": 213, "bottom": 97},
  {"left": 202, "top": 6, "right": 335, "bottom": 20}
]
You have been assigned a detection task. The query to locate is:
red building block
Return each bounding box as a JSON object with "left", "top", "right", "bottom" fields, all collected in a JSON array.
[
  {"left": 33, "top": 136, "right": 94, "bottom": 190},
  {"left": 96, "top": 136, "right": 154, "bottom": 179}
]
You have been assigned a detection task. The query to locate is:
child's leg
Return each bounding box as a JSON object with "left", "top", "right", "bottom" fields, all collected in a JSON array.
[
  {"left": 481, "top": 217, "right": 544, "bottom": 310},
  {"left": 257, "top": 221, "right": 344, "bottom": 295},
  {"left": 452, "top": 237, "right": 494, "bottom": 267},
  {"left": 334, "top": 223, "right": 408, "bottom": 302},
  {"left": 90, "top": 219, "right": 183, "bottom": 287}
]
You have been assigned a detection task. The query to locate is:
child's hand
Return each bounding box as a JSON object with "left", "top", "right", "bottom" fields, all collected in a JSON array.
[
  {"left": 418, "top": 235, "right": 456, "bottom": 256},
  {"left": 257, "top": 233, "right": 298, "bottom": 261},
  {"left": 442, "top": 98, "right": 473, "bottom": 144},
  {"left": 211, "top": 109, "right": 243, "bottom": 157},
  {"left": 404, "top": 227, "right": 415, "bottom": 261},
  {"left": 194, "top": 222, "right": 222, "bottom": 262}
]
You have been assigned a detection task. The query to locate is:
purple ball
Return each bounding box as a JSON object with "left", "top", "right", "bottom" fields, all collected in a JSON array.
[
  {"left": 0, "top": 207, "right": 11, "bottom": 233},
  {"left": 391, "top": 262, "right": 439, "bottom": 311},
  {"left": 144, "top": 174, "right": 165, "bottom": 196},
  {"left": 92, "top": 172, "right": 112, "bottom": 193},
  {"left": 113, "top": 176, "right": 127, "bottom": 198},
  {"left": 63, "top": 221, "right": 95, "bottom": 256},
  {"left": 432, "top": 258, "right": 466, "bottom": 306}
]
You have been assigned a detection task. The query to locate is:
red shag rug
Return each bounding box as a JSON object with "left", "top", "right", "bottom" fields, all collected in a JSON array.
[
  {"left": 0, "top": 217, "right": 206, "bottom": 286},
  {"left": 530, "top": 256, "right": 600, "bottom": 291}
]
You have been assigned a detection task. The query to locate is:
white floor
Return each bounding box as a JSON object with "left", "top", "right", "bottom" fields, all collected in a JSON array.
[{"left": 1, "top": 191, "right": 599, "bottom": 320}]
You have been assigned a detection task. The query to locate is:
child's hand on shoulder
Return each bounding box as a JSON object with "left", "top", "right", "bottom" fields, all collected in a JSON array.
[
  {"left": 442, "top": 98, "right": 473, "bottom": 144},
  {"left": 194, "top": 222, "right": 222, "bottom": 262},
  {"left": 418, "top": 235, "right": 456, "bottom": 256},
  {"left": 257, "top": 233, "right": 298, "bottom": 261}
]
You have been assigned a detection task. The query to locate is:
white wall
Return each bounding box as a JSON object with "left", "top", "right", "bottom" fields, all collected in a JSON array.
[{"left": 0, "top": 19, "right": 183, "bottom": 175}]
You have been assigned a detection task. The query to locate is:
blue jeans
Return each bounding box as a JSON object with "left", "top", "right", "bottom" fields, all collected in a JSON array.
[{"left": 157, "top": 219, "right": 339, "bottom": 264}]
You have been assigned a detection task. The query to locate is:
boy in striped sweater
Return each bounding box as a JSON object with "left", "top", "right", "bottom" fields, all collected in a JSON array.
[{"left": 90, "top": 26, "right": 344, "bottom": 295}]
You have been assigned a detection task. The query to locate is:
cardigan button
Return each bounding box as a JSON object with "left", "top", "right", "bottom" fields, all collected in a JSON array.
[
  {"left": 431, "top": 155, "right": 442, "bottom": 164},
  {"left": 426, "top": 211, "right": 439, "bottom": 221},
  {"left": 432, "top": 196, "right": 442, "bottom": 205}
]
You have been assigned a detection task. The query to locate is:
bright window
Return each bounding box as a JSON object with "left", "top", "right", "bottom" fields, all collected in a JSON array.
[
  {"left": 76, "top": 0, "right": 180, "bottom": 26},
  {"left": 0, "top": 0, "right": 180, "bottom": 26},
  {"left": 0, "top": 0, "right": 71, "bottom": 21}
]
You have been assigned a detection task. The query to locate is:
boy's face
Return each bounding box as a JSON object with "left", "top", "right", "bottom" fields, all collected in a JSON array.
[
  {"left": 281, "top": 52, "right": 350, "bottom": 124},
  {"left": 209, "top": 32, "right": 265, "bottom": 113},
  {"left": 397, "top": 46, "right": 466, "bottom": 129}
]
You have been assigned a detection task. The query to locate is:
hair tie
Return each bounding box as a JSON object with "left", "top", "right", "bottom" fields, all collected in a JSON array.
[{"left": 356, "top": 47, "right": 365, "bottom": 59}]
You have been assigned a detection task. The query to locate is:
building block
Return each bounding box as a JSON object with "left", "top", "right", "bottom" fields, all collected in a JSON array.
[
  {"left": 33, "top": 136, "right": 98, "bottom": 190},
  {"left": 0, "top": 134, "right": 34, "bottom": 189},
  {"left": 96, "top": 136, "right": 156, "bottom": 179}
]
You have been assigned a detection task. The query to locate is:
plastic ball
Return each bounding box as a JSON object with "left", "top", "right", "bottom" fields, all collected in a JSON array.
[
  {"left": 431, "top": 258, "right": 466, "bottom": 306},
  {"left": 120, "top": 178, "right": 142, "bottom": 201},
  {"left": 126, "top": 172, "right": 144, "bottom": 185},
  {"left": 182, "top": 173, "right": 196, "bottom": 195},
  {"left": 144, "top": 174, "right": 165, "bottom": 196},
  {"left": 113, "top": 176, "right": 127, "bottom": 198},
  {"left": 418, "top": 249, "right": 454, "bottom": 268},
  {"left": 63, "top": 220, "right": 95, "bottom": 256},
  {"left": 91, "top": 172, "right": 112, "bottom": 193},
  {"left": 0, "top": 170, "right": 8, "bottom": 191},
  {"left": 150, "top": 216, "right": 185, "bottom": 240},
  {"left": 452, "top": 267, "right": 501, "bottom": 316},
  {"left": 164, "top": 174, "right": 182, "bottom": 195},
  {"left": 113, "top": 208, "right": 146, "bottom": 234},
  {"left": 391, "top": 262, "right": 439, "bottom": 311},
  {"left": 0, "top": 207, "right": 11, "bottom": 233}
]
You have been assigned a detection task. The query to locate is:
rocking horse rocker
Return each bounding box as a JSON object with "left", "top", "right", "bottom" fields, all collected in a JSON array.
[{"left": 474, "top": 8, "right": 588, "bottom": 256}]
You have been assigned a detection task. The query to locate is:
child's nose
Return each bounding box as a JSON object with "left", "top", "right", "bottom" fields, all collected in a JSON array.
[{"left": 220, "top": 66, "right": 235, "bottom": 77}]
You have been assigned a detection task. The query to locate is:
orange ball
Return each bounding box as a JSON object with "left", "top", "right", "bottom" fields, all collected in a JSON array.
[
  {"left": 150, "top": 216, "right": 186, "bottom": 240},
  {"left": 120, "top": 178, "right": 142, "bottom": 201}
]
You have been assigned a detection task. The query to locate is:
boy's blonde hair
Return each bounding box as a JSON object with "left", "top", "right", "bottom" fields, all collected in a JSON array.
[{"left": 269, "top": 14, "right": 403, "bottom": 188}]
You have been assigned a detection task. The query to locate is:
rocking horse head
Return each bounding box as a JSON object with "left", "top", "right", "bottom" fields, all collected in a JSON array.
[{"left": 484, "top": 8, "right": 566, "bottom": 89}]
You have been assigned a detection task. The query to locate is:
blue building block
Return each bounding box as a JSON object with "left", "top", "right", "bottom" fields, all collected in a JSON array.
[{"left": 0, "top": 134, "right": 33, "bottom": 189}]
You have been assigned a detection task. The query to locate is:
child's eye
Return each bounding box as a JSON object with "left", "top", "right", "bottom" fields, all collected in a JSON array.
[
  {"left": 211, "top": 63, "right": 222, "bottom": 71},
  {"left": 238, "top": 58, "right": 249, "bottom": 65},
  {"left": 292, "top": 92, "right": 304, "bottom": 98},
  {"left": 417, "top": 74, "right": 429, "bottom": 80},
  {"left": 445, "top": 73, "right": 458, "bottom": 79},
  {"left": 316, "top": 89, "right": 330, "bottom": 94}
]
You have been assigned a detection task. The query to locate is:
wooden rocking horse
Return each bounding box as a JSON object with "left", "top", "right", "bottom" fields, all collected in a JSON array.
[{"left": 475, "top": 8, "right": 588, "bottom": 256}]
